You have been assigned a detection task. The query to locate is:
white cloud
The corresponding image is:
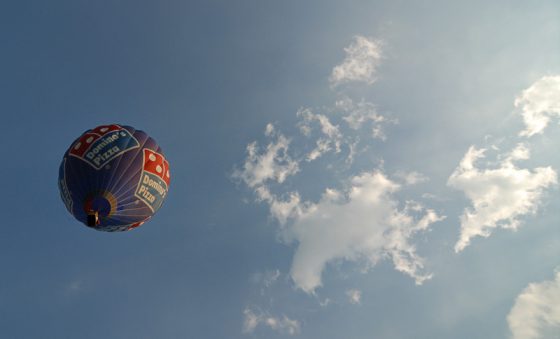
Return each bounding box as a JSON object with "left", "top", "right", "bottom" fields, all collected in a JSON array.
[
  {"left": 346, "top": 289, "right": 362, "bottom": 305},
  {"left": 394, "top": 170, "right": 429, "bottom": 185},
  {"left": 516, "top": 75, "right": 560, "bottom": 137},
  {"left": 274, "top": 171, "right": 443, "bottom": 293},
  {"left": 265, "top": 316, "right": 301, "bottom": 335},
  {"left": 242, "top": 308, "right": 301, "bottom": 336},
  {"left": 233, "top": 124, "right": 299, "bottom": 188},
  {"left": 262, "top": 269, "right": 281, "bottom": 287},
  {"left": 297, "top": 108, "right": 343, "bottom": 161},
  {"left": 254, "top": 185, "right": 303, "bottom": 226},
  {"left": 250, "top": 269, "right": 281, "bottom": 288},
  {"left": 448, "top": 144, "right": 557, "bottom": 252},
  {"left": 335, "top": 97, "right": 396, "bottom": 142},
  {"left": 507, "top": 270, "right": 560, "bottom": 339},
  {"left": 243, "top": 308, "right": 260, "bottom": 334},
  {"left": 330, "top": 36, "right": 382, "bottom": 87},
  {"left": 319, "top": 298, "right": 332, "bottom": 307}
]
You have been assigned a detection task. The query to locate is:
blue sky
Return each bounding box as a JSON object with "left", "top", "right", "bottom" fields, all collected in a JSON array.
[{"left": 1, "top": 1, "right": 560, "bottom": 338}]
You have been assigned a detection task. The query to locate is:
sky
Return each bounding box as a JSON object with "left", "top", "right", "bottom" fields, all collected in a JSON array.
[{"left": 1, "top": 1, "right": 560, "bottom": 338}]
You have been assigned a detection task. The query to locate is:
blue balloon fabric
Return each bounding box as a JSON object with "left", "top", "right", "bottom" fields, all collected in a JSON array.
[{"left": 58, "top": 124, "right": 170, "bottom": 232}]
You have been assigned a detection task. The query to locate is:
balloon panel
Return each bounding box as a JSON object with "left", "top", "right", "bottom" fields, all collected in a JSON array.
[{"left": 58, "top": 124, "right": 170, "bottom": 232}]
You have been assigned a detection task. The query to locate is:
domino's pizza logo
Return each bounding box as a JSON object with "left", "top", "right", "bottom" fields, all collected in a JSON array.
[
  {"left": 135, "top": 149, "right": 170, "bottom": 212},
  {"left": 69, "top": 124, "right": 140, "bottom": 170}
]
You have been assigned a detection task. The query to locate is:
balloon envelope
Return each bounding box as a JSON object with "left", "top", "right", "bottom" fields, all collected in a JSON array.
[{"left": 58, "top": 124, "right": 170, "bottom": 231}]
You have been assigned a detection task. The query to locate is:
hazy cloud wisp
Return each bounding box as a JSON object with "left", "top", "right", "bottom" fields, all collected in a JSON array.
[
  {"left": 346, "top": 289, "right": 362, "bottom": 305},
  {"left": 243, "top": 308, "right": 301, "bottom": 336}
]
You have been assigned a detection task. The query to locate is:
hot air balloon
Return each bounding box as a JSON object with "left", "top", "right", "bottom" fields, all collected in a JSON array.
[{"left": 58, "top": 124, "right": 170, "bottom": 232}]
